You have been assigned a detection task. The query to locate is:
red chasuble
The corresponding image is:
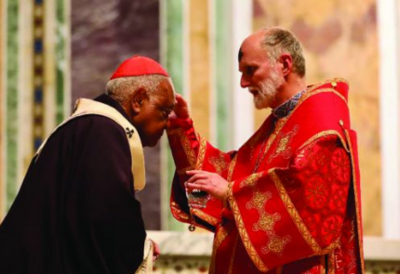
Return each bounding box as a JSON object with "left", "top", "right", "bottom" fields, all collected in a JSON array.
[{"left": 167, "top": 79, "right": 364, "bottom": 274}]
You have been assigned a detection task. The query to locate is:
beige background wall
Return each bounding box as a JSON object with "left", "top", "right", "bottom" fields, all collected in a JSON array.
[{"left": 253, "top": 0, "right": 381, "bottom": 235}]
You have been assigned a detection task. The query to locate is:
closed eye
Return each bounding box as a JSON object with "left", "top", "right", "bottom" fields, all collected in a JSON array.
[{"left": 245, "top": 66, "right": 256, "bottom": 76}]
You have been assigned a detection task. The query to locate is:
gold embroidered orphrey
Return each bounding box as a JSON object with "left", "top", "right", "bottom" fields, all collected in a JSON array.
[{"left": 269, "top": 125, "right": 299, "bottom": 163}]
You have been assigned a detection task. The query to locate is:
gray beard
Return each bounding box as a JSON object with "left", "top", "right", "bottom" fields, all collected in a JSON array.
[{"left": 253, "top": 69, "right": 283, "bottom": 110}]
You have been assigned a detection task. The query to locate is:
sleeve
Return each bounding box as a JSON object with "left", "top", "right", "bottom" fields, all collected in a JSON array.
[
  {"left": 167, "top": 117, "right": 236, "bottom": 231},
  {"left": 224, "top": 134, "right": 352, "bottom": 270}
]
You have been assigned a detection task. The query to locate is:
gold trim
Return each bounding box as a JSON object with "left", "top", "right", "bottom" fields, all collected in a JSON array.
[
  {"left": 227, "top": 154, "right": 237, "bottom": 181},
  {"left": 196, "top": 135, "right": 207, "bottom": 169},
  {"left": 344, "top": 129, "right": 365, "bottom": 273},
  {"left": 307, "top": 78, "right": 349, "bottom": 94},
  {"left": 254, "top": 87, "right": 350, "bottom": 170},
  {"left": 269, "top": 169, "right": 322, "bottom": 254},
  {"left": 328, "top": 252, "right": 335, "bottom": 274},
  {"left": 252, "top": 117, "right": 287, "bottom": 173},
  {"left": 213, "top": 225, "right": 230, "bottom": 254},
  {"left": 325, "top": 238, "right": 340, "bottom": 253},
  {"left": 300, "top": 88, "right": 348, "bottom": 106},
  {"left": 299, "top": 130, "right": 350, "bottom": 153},
  {"left": 191, "top": 208, "right": 219, "bottom": 226},
  {"left": 170, "top": 201, "right": 190, "bottom": 221},
  {"left": 228, "top": 235, "right": 240, "bottom": 274},
  {"left": 167, "top": 128, "right": 197, "bottom": 167},
  {"left": 209, "top": 223, "right": 232, "bottom": 273},
  {"left": 239, "top": 172, "right": 262, "bottom": 188},
  {"left": 228, "top": 194, "right": 269, "bottom": 272}
]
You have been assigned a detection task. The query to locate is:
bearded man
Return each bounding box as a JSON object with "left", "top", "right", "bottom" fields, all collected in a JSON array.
[
  {"left": 167, "top": 27, "right": 364, "bottom": 273},
  {"left": 0, "top": 56, "right": 175, "bottom": 273}
]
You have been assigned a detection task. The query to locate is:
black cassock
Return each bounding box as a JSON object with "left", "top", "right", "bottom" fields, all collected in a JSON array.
[{"left": 0, "top": 94, "right": 146, "bottom": 274}]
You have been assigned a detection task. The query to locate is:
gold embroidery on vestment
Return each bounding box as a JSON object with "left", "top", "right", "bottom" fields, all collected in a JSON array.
[
  {"left": 168, "top": 128, "right": 197, "bottom": 167},
  {"left": 246, "top": 190, "right": 272, "bottom": 210},
  {"left": 269, "top": 125, "right": 299, "bottom": 162},
  {"left": 208, "top": 152, "right": 228, "bottom": 174},
  {"left": 261, "top": 232, "right": 291, "bottom": 256},
  {"left": 253, "top": 212, "right": 281, "bottom": 232},
  {"left": 196, "top": 135, "right": 207, "bottom": 169},
  {"left": 228, "top": 194, "right": 269, "bottom": 272},
  {"left": 239, "top": 173, "right": 262, "bottom": 188},
  {"left": 269, "top": 170, "right": 323, "bottom": 254}
]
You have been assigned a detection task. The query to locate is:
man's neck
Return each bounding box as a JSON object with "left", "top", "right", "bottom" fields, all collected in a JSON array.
[{"left": 271, "top": 76, "right": 306, "bottom": 109}]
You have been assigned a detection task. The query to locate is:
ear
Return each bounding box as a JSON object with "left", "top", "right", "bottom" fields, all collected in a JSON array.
[
  {"left": 130, "top": 88, "right": 148, "bottom": 114},
  {"left": 279, "top": 53, "right": 293, "bottom": 77}
]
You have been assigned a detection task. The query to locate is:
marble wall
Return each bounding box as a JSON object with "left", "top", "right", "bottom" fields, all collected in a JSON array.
[
  {"left": 253, "top": 0, "right": 381, "bottom": 236},
  {"left": 189, "top": 0, "right": 211, "bottom": 141},
  {"left": 0, "top": 0, "right": 70, "bottom": 220},
  {"left": 71, "top": 0, "right": 162, "bottom": 230}
]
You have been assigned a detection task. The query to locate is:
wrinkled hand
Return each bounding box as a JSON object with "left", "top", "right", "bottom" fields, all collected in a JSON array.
[
  {"left": 168, "top": 94, "right": 189, "bottom": 127},
  {"left": 150, "top": 239, "right": 160, "bottom": 262},
  {"left": 185, "top": 170, "right": 228, "bottom": 200}
]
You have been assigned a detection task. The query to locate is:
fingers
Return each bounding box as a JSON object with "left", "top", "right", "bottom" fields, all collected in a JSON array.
[
  {"left": 173, "top": 94, "right": 190, "bottom": 119},
  {"left": 186, "top": 170, "right": 211, "bottom": 176},
  {"left": 186, "top": 181, "right": 209, "bottom": 192},
  {"left": 186, "top": 172, "right": 210, "bottom": 183},
  {"left": 175, "top": 93, "right": 187, "bottom": 106}
]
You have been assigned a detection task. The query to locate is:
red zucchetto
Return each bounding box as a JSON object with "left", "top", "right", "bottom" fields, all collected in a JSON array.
[{"left": 110, "top": 56, "right": 169, "bottom": 80}]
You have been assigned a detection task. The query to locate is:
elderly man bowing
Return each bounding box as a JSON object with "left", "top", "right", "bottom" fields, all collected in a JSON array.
[{"left": 0, "top": 56, "right": 175, "bottom": 273}]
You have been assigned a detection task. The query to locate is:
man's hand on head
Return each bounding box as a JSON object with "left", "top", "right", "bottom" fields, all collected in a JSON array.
[{"left": 168, "top": 94, "right": 190, "bottom": 125}]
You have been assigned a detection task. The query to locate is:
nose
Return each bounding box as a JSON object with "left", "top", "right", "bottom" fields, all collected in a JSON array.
[{"left": 240, "top": 75, "right": 250, "bottom": 88}]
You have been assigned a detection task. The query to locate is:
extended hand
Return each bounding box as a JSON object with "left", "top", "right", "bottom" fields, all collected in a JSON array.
[
  {"left": 168, "top": 94, "right": 189, "bottom": 125},
  {"left": 185, "top": 170, "right": 228, "bottom": 200}
]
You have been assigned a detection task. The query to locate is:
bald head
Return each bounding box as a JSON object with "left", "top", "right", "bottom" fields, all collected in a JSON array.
[
  {"left": 239, "top": 27, "right": 305, "bottom": 78},
  {"left": 238, "top": 27, "right": 307, "bottom": 109}
]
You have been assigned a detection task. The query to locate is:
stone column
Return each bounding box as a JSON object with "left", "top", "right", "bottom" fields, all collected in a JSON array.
[
  {"left": 0, "top": 0, "right": 71, "bottom": 217},
  {"left": 160, "top": 0, "right": 187, "bottom": 231},
  {"left": 377, "top": 0, "right": 400, "bottom": 239}
]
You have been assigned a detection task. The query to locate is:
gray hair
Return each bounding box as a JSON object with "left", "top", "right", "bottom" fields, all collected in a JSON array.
[
  {"left": 106, "top": 74, "right": 170, "bottom": 105},
  {"left": 261, "top": 27, "right": 306, "bottom": 77}
]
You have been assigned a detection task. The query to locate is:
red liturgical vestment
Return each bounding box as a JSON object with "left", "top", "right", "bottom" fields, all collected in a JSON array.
[{"left": 168, "top": 79, "right": 364, "bottom": 273}]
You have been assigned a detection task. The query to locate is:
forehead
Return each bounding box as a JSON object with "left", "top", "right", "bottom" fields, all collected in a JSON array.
[
  {"left": 239, "top": 35, "right": 267, "bottom": 69},
  {"left": 153, "top": 79, "right": 175, "bottom": 107}
]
